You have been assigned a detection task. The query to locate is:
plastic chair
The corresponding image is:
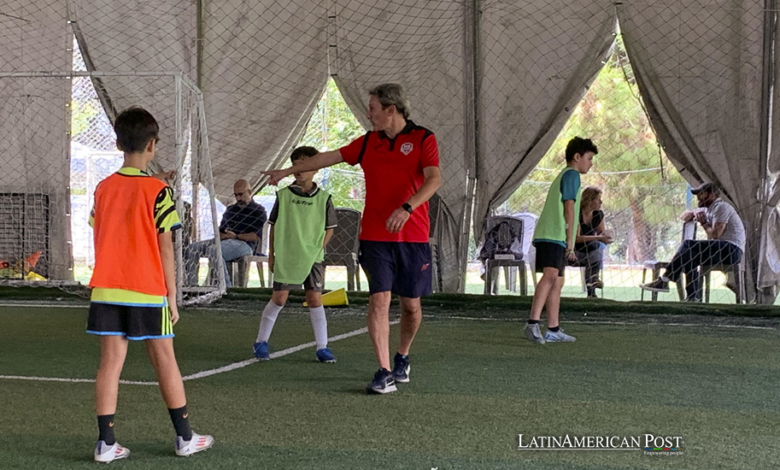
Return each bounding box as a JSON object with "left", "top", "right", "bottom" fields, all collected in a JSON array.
[
  {"left": 429, "top": 195, "right": 443, "bottom": 292},
  {"left": 231, "top": 222, "right": 271, "bottom": 288},
  {"left": 515, "top": 212, "right": 538, "bottom": 288},
  {"left": 641, "top": 221, "right": 695, "bottom": 301},
  {"left": 482, "top": 216, "right": 527, "bottom": 295},
  {"left": 702, "top": 259, "right": 745, "bottom": 304},
  {"left": 323, "top": 208, "right": 362, "bottom": 291}
]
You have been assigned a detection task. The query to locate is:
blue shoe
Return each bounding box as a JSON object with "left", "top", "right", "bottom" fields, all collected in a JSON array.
[
  {"left": 392, "top": 353, "right": 410, "bottom": 383},
  {"left": 366, "top": 368, "right": 397, "bottom": 394},
  {"left": 253, "top": 341, "right": 270, "bottom": 360},
  {"left": 316, "top": 347, "right": 336, "bottom": 363},
  {"left": 544, "top": 328, "right": 576, "bottom": 343}
]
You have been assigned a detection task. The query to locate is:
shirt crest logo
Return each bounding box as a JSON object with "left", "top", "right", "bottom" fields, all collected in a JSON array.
[{"left": 400, "top": 142, "right": 414, "bottom": 155}]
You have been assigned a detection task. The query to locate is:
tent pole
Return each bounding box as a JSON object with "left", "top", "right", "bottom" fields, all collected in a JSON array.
[
  {"left": 456, "top": 0, "right": 481, "bottom": 293},
  {"left": 757, "top": 0, "right": 776, "bottom": 304}
]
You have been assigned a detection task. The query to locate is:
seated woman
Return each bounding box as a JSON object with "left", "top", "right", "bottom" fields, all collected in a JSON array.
[{"left": 571, "top": 186, "right": 613, "bottom": 297}]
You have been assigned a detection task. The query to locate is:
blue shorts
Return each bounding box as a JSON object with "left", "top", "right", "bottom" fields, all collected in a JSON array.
[{"left": 359, "top": 241, "right": 432, "bottom": 298}]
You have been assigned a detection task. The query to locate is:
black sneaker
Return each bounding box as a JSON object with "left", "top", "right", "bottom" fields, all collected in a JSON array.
[
  {"left": 392, "top": 353, "right": 410, "bottom": 383},
  {"left": 640, "top": 278, "right": 669, "bottom": 293},
  {"left": 366, "top": 368, "right": 397, "bottom": 394}
]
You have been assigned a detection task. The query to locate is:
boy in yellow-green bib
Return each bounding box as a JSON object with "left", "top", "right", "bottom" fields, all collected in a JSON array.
[
  {"left": 253, "top": 146, "right": 338, "bottom": 362},
  {"left": 524, "top": 137, "right": 597, "bottom": 344}
]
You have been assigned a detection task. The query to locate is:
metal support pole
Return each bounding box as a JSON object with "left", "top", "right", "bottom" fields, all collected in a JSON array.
[
  {"left": 756, "top": 0, "right": 776, "bottom": 303},
  {"left": 174, "top": 75, "right": 185, "bottom": 305},
  {"left": 457, "top": 0, "right": 481, "bottom": 292}
]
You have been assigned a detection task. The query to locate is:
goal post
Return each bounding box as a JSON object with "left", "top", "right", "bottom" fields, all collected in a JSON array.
[{"left": 0, "top": 70, "right": 226, "bottom": 304}]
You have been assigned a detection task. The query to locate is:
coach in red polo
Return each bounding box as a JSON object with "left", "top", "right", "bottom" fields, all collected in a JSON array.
[{"left": 263, "top": 83, "right": 441, "bottom": 394}]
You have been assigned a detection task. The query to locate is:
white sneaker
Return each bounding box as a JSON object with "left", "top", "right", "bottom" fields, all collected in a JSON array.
[
  {"left": 544, "top": 328, "right": 576, "bottom": 343},
  {"left": 524, "top": 323, "right": 546, "bottom": 344},
  {"left": 175, "top": 432, "right": 214, "bottom": 457},
  {"left": 94, "top": 440, "right": 130, "bottom": 463}
]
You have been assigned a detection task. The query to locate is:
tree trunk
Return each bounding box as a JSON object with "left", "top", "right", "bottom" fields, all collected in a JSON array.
[{"left": 629, "top": 198, "right": 656, "bottom": 263}]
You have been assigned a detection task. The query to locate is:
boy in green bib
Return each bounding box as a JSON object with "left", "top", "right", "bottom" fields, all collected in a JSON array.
[
  {"left": 253, "top": 147, "right": 338, "bottom": 362},
  {"left": 524, "top": 137, "right": 597, "bottom": 344}
]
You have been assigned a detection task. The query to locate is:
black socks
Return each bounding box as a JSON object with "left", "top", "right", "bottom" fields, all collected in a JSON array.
[
  {"left": 99, "top": 407, "right": 193, "bottom": 444},
  {"left": 168, "top": 405, "right": 193, "bottom": 441},
  {"left": 97, "top": 414, "right": 116, "bottom": 445}
]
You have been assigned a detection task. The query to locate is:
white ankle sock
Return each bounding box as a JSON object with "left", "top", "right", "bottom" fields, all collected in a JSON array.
[
  {"left": 309, "top": 306, "right": 328, "bottom": 350},
  {"left": 256, "top": 301, "right": 283, "bottom": 343}
]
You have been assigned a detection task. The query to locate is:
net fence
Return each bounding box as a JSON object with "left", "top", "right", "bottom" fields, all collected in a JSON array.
[
  {"left": 1, "top": 0, "right": 779, "bottom": 305},
  {"left": 0, "top": 65, "right": 225, "bottom": 303},
  {"left": 476, "top": 0, "right": 771, "bottom": 305}
]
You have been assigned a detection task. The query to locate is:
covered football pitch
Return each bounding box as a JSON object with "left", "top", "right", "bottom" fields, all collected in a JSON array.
[{"left": 1, "top": 288, "right": 779, "bottom": 469}]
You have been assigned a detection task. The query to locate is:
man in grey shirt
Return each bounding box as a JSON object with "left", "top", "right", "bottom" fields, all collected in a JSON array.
[{"left": 641, "top": 183, "right": 745, "bottom": 301}]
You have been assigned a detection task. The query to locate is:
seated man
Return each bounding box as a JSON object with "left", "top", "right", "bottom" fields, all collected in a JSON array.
[
  {"left": 185, "top": 179, "right": 267, "bottom": 287},
  {"left": 640, "top": 183, "right": 745, "bottom": 301}
]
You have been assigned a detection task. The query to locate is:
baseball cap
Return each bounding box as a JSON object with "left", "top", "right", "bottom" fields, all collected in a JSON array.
[{"left": 691, "top": 182, "right": 718, "bottom": 195}]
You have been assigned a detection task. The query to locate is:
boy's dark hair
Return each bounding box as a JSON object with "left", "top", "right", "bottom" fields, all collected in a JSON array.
[
  {"left": 290, "top": 146, "right": 318, "bottom": 163},
  {"left": 565, "top": 137, "right": 598, "bottom": 162},
  {"left": 114, "top": 107, "right": 159, "bottom": 154}
]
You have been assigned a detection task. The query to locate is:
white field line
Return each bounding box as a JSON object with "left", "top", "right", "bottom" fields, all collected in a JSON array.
[
  {"left": 0, "top": 302, "right": 88, "bottom": 308},
  {"left": 182, "top": 321, "right": 397, "bottom": 381},
  {"left": 0, "top": 322, "right": 396, "bottom": 386},
  {"left": 0, "top": 375, "right": 156, "bottom": 386}
]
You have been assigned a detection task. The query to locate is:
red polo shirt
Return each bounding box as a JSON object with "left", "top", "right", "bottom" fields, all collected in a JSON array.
[{"left": 340, "top": 120, "right": 439, "bottom": 242}]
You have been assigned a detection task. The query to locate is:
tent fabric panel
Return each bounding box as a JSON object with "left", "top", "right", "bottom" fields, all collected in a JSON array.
[
  {"left": 618, "top": 0, "right": 766, "bottom": 299},
  {"left": 475, "top": 0, "right": 617, "bottom": 240}
]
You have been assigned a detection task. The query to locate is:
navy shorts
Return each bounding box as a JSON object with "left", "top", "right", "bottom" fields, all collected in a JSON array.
[
  {"left": 87, "top": 302, "right": 174, "bottom": 340},
  {"left": 359, "top": 241, "right": 432, "bottom": 298},
  {"left": 533, "top": 241, "right": 566, "bottom": 277}
]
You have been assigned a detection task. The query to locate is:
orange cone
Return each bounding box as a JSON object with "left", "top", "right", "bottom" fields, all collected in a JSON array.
[{"left": 25, "top": 251, "right": 41, "bottom": 268}]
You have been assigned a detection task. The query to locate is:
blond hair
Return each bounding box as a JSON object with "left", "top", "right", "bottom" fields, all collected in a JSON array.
[{"left": 580, "top": 186, "right": 602, "bottom": 211}]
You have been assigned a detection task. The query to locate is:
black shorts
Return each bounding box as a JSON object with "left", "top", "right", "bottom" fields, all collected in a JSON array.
[
  {"left": 87, "top": 302, "right": 174, "bottom": 340},
  {"left": 273, "top": 263, "right": 325, "bottom": 292},
  {"left": 359, "top": 240, "right": 432, "bottom": 298},
  {"left": 533, "top": 241, "right": 566, "bottom": 277}
]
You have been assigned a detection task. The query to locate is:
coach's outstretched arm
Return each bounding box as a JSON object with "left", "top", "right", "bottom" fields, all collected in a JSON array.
[{"left": 262, "top": 150, "right": 344, "bottom": 185}]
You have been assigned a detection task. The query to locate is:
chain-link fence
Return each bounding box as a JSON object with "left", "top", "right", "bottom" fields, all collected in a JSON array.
[{"left": 3, "top": 0, "right": 779, "bottom": 305}]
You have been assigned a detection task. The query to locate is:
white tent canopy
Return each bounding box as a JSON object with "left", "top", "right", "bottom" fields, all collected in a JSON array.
[{"left": 2, "top": 0, "right": 779, "bottom": 301}]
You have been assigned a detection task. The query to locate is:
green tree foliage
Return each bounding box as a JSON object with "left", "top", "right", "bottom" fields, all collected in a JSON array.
[
  {"left": 260, "top": 79, "right": 367, "bottom": 210},
  {"left": 506, "top": 39, "right": 687, "bottom": 264},
  {"left": 70, "top": 99, "right": 100, "bottom": 140}
]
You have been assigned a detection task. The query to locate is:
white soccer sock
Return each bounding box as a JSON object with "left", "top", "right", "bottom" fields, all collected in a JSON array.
[
  {"left": 256, "top": 301, "right": 283, "bottom": 343},
  {"left": 661, "top": 275, "right": 670, "bottom": 283},
  {"left": 309, "top": 306, "right": 328, "bottom": 350}
]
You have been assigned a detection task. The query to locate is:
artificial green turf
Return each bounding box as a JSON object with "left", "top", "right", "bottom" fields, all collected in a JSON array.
[
  {"left": 3, "top": 284, "right": 780, "bottom": 318},
  {"left": 1, "top": 306, "right": 779, "bottom": 469}
]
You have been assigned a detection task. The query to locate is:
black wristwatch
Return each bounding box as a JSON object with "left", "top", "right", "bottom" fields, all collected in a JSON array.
[{"left": 402, "top": 203, "right": 414, "bottom": 214}]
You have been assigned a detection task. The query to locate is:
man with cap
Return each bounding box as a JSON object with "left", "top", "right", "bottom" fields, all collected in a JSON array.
[{"left": 640, "top": 182, "right": 745, "bottom": 301}]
